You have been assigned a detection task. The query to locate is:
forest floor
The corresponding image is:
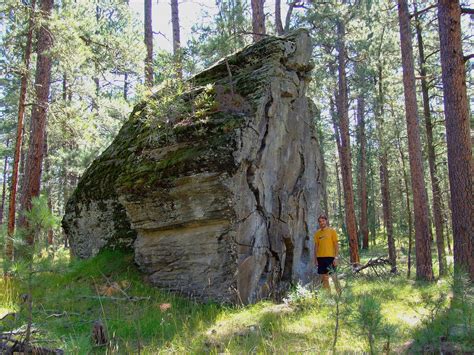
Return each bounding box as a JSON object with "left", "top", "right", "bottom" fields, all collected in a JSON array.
[{"left": 1, "top": 246, "right": 473, "bottom": 354}]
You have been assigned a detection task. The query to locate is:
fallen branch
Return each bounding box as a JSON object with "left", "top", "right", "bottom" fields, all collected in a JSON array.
[
  {"left": 78, "top": 295, "right": 150, "bottom": 301},
  {"left": 0, "top": 312, "right": 16, "bottom": 321},
  {"left": 353, "top": 257, "right": 391, "bottom": 274},
  {"left": 0, "top": 327, "right": 39, "bottom": 337},
  {"left": 0, "top": 340, "right": 64, "bottom": 354},
  {"left": 45, "top": 311, "right": 81, "bottom": 319}
]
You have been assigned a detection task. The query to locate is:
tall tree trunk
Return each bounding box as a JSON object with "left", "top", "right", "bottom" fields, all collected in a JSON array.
[
  {"left": 414, "top": 5, "right": 447, "bottom": 276},
  {"left": 284, "top": 1, "right": 297, "bottom": 33},
  {"left": 18, "top": 0, "right": 54, "bottom": 246},
  {"left": 275, "top": 0, "right": 284, "bottom": 35},
  {"left": 397, "top": 134, "right": 414, "bottom": 278},
  {"left": 62, "top": 73, "right": 67, "bottom": 101},
  {"left": 61, "top": 169, "right": 69, "bottom": 248},
  {"left": 65, "top": 74, "right": 72, "bottom": 102},
  {"left": 336, "top": 18, "right": 359, "bottom": 265},
  {"left": 92, "top": 5, "right": 101, "bottom": 111},
  {"left": 335, "top": 161, "right": 343, "bottom": 233},
  {"left": 17, "top": 125, "right": 27, "bottom": 217},
  {"left": 376, "top": 65, "right": 397, "bottom": 272},
  {"left": 380, "top": 154, "right": 396, "bottom": 272},
  {"left": 357, "top": 95, "right": 369, "bottom": 250},
  {"left": 330, "top": 94, "right": 344, "bottom": 233},
  {"left": 251, "top": 0, "right": 265, "bottom": 42},
  {"left": 144, "top": 0, "right": 153, "bottom": 87},
  {"left": 0, "top": 139, "right": 10, "bottom": 225},
  {"left": 43, "top": 133, "right": 53, "bottom": 246},
  {"left": 438, "top": 0, "right": 474, "bottom": 280},
  {"left": 368, "top": 160, "right": 377, "bottom": 246},
  {"left": 171, "top": 0, "right": 182, "bottom": 79},
  {"left": 397, "top": 0, "right": 433, "bottom": 280},
  {"left": 124, "top": 73, "right": 129, "bottom": 101},
  {"left": 443, "top": 173, "right": 453, "bottom": 255},
  {"left": 6, "top": 0, "right": 36, "bottom": 260}
]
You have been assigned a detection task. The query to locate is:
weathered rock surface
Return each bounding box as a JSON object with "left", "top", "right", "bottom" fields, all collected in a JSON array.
[{"left": 62, "top": 29, "right": 326, "bottom": 304}]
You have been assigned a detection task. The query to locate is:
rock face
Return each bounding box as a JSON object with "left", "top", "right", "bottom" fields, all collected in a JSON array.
[{"left": 62, "top": 30, "right": 326, "bottom": 304}]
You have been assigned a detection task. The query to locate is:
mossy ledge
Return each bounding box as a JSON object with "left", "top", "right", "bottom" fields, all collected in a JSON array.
[{"left": 62, "top": 30, "right": 326, "bottom": 304}]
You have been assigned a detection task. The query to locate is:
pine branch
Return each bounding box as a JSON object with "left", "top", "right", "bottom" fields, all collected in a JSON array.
[
  {"left": 464, "top": 53, "right": 474, "bottom": 62},
  {"left": 410, "top": 4, "right": 436, "bottom": 18},
  {"left": 461, "top": 7, "right": 474, "bottom": 15},
  {"left": 79, "top": 35, "right": 109, "bottom": 49},
  {"left": 425, "top": 48, "right": 440, "bottom": 61}
]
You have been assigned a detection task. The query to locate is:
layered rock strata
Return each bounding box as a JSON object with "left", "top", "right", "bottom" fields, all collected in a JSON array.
[{"left": 62, "top": 29, "right": 326, "bottom": 304}]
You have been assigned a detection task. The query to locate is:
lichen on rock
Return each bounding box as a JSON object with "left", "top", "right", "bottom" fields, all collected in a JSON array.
[{"left": 62, "top": 29, "right": 326, "bottom": 304}]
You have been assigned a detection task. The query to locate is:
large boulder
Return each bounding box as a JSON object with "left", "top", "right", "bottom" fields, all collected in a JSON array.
[{"left": 62, "top": 29, "right": 326, "bottom": 304}]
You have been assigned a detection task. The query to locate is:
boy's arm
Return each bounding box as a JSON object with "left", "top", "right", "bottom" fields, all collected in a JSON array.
[
  {"left": 314, "top": 235, "right": 318, "bottom": 265},
  {"left": 333, "top": 230, "right": 339, "bottom": 265}
]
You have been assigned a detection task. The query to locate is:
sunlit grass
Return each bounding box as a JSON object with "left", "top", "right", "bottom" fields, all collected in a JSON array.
[
  {"left": 0, "top": 247, "right": 472, "bottom": 353},
  {"left": 0, "top": 276, "right": 19, "bottom": 317}
]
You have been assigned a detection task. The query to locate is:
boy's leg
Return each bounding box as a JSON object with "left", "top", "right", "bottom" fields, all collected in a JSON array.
[
  {"left": 330, "top": 273, "right": 341, "bottom": 295},
  {"left": 322, "top": 274, "right": 330, "bottom": 290}
]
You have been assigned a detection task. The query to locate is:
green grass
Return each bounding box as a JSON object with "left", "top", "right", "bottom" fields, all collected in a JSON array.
[{"left": 1, "top": 247, "right": 472, "bottom": 354}]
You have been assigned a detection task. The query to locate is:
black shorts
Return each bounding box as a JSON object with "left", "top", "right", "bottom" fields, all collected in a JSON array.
[{"left": 317, "top": 257, "right": 336, "bottom": 274}]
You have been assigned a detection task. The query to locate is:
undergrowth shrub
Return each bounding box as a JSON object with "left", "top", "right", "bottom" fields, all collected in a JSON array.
[{"left": 353, "top": 294, "right": 384, "bottom": 355}]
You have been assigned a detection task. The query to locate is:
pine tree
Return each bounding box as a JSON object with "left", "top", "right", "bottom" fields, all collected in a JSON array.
[
  {"left": 6, "top": 0, "right": 36, "bottom": 259},
  {"left": 356, "top": 95, "right": 369, "bottom": 250},
  {"left": 18, "top": 0, "right": 54, "bottom": 247},
  {"left": 397, "top": 0, "right": 433, "bottom": 280},
  {"left": 413, "top": 3, "right": 446, "bottom": 276},
  {"left": 335, "top": 15, "right": 360, "bottom": 265},
  {"left": 438, "top": 0, "right": 474, "bottom": 280}
]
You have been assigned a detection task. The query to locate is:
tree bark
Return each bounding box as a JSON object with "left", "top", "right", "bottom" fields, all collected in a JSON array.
[
  {"left": 18, "top": 0, "right": 54, "bottom": 246},
  {"left": 0, "top": 139, "right": 10, "bottom": 225},
  {"left": 357, "top": 95, "right": 369, "bottom": 250},
  {"left": 397, "top": 0, "right": 433, "bottom": 280},
  {"left": 414, "top": 5, "right": 447, "bottom": 276},
  {"left": 6, "top": 0, "right": 36, "bottom": 260},
  {"left": 438, "top": 0, "right": 474, "bottom": 280},
  {"left": 144, "top": 0, "right": 153, "bottom": 87},
  {"left": 336, "top": 18, "right": 359, "bottom": 265},
  {"left": 171, "top": 0, "right": 182, "bottom": 79},
  {"left": 275, "top": 0, "right": 284, "bottom": 35},
  {"left": 251, "top": 0, "right": 266, "bottom": 42}
]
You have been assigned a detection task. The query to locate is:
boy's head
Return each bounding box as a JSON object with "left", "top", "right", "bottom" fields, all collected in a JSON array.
[{"left": 318, "top": 214, "right": 328, "bottom": 229}]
